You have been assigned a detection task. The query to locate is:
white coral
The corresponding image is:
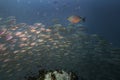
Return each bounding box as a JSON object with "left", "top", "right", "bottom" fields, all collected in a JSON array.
[{"left": 44, "top": 70, "right": 71, "bottom": 80}]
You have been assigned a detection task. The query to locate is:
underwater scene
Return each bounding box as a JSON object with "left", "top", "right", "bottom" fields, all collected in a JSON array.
[{"left": 0, "top": 0, "right": 120, "bottom": 80}]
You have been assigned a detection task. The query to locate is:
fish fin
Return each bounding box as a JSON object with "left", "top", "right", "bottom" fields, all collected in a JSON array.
[{"left": 82, "top": 17, "right": 86, "bottom": 22}]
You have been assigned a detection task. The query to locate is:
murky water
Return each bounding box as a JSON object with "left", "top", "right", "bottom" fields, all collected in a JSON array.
[{"left": 0, "top": 0, "right": 120, "bottom": 80}]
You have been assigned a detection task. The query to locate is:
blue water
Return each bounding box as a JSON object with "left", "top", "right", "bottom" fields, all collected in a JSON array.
[
  {"left": 0, "top": 0, "right": 120, "bottom": 47},
  {"left": 0, "top": 0, "right": 120, "bottom": 80}
]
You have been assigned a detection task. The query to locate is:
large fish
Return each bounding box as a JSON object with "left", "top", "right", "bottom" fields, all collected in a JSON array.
[{"left": 67, "top": 15, "right": 85, "bottom": 24}]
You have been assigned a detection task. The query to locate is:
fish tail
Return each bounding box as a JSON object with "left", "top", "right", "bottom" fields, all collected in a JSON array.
[{"left": 82, "top": 17, "right": 86, "bottom": 22}]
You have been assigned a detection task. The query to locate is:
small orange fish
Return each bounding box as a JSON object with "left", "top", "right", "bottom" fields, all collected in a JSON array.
[{"left": 67, "top": 15, "right": 85, "bottom": 24}]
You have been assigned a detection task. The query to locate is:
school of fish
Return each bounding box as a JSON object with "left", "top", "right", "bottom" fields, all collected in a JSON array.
[{"left": 0, "top": 16, "right": 120, "bottom": 80}]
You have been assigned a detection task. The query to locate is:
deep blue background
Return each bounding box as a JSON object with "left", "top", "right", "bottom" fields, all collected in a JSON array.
[{"left": 0, "top": 0, "right": 120, "bottom": 47}]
